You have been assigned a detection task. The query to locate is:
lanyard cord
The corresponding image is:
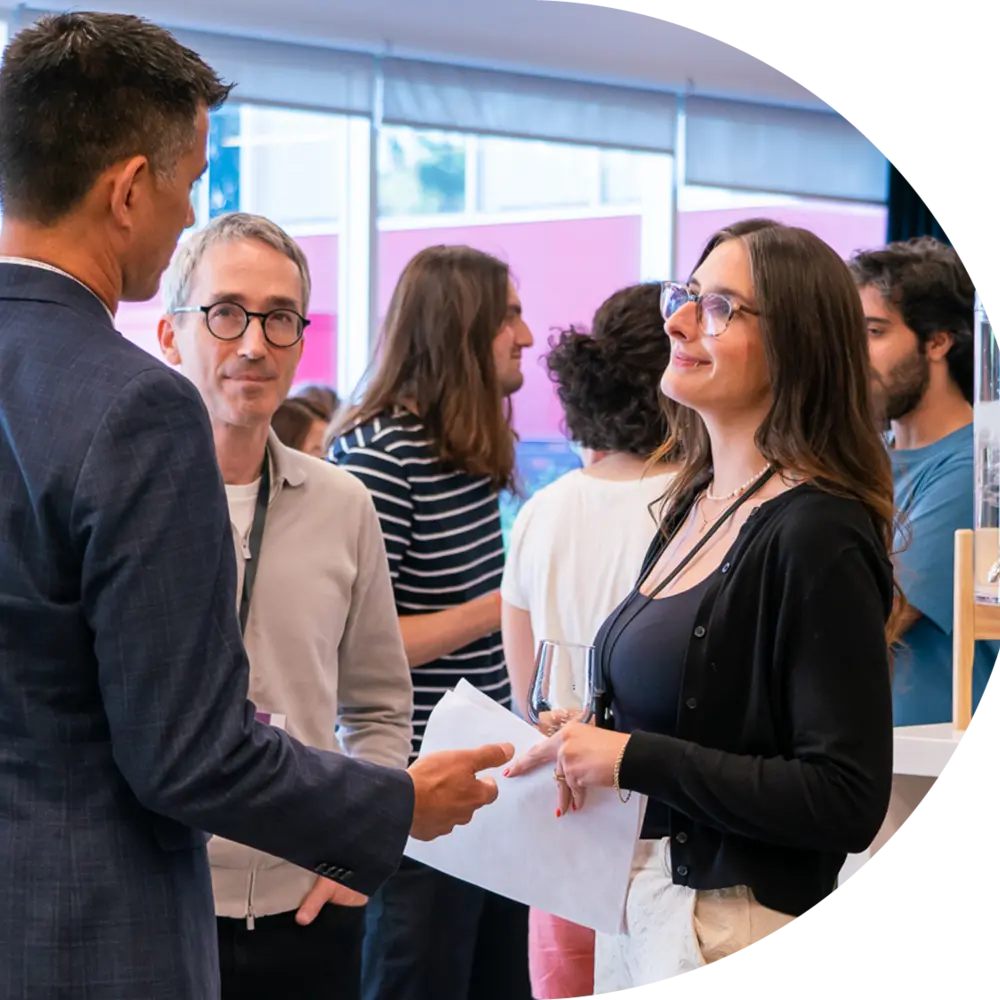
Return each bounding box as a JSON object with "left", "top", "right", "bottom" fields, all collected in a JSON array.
[
  {"left": 238, "top": 450, "right": 271, "bottom": 636},
  {"left": 595, "top": 467, "right": 776, "bottom": 729}
]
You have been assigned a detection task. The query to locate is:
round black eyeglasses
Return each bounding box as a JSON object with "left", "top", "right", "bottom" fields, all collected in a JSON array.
[{"left": 173, "top": 302, "right": 310, "bottom": 348}]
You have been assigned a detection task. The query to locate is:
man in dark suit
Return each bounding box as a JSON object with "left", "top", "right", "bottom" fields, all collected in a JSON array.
[{"left": 0, "top": 13, "right": 512, "bottom": 999}]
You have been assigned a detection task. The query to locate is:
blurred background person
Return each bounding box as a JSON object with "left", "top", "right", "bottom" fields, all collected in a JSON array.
[
  {"left": 849, "top": 237, "right": 992, "bottom": 726},
  {"left": 293, "top": 383, "right": 340, "bottom": 423},
  {"left": 273, "top": 396, "right": 331, "bottom": 458},
  {"left": 501, "top": 281, "right": 679, "bottom": 999},
  {"left": 849, "top": 237, "right": 994, "bottom": 855},
  {"left": 331, "top": 245, "right": 534, "bottom": 1000}
]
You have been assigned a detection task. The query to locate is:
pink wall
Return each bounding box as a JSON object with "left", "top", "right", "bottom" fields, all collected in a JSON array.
[
  {"left": 111, "top": 210, "right": 888, "bottom": 440},
  {"left": 294, "top": 233, "right": 338, "bottom": 387},
  {"left": 380, "top": 216, "right": 642, "bottom": 440},
  {"left": 676, "top": 203, "right": 888, "bottom": 279},
  {"left": 113, "top": 232, "right": 340, "bottom": 390}
]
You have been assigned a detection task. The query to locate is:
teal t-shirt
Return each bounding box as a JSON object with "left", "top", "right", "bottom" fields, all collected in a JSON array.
[{"left": 892, "top": 423, "right": 997, "bottom": 725}]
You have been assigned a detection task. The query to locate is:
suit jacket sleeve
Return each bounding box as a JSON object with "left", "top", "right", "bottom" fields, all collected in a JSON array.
[{"left": 71, "top": 368, "right": 414, "bottom": 895}]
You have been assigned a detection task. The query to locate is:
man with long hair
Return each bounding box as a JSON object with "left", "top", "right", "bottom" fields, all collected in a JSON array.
[{"left": 331, "top": 245, "right": 535, "bottom": 1000}]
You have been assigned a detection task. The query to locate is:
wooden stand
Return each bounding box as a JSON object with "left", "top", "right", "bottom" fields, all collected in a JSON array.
[{"left": 952, "top": 528, "right": 1000, "bottom": 729}]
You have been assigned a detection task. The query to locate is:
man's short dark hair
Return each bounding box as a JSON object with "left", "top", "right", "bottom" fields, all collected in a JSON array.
[
  {"left": 0, "top": 12, "right": 233, "bottom": 223},
  {"left": 849, "top": 237, "right": 975, "bottom": 403}
]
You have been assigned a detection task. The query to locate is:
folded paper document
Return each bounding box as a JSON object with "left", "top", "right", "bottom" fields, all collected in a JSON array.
[{"left": 404, "top": 680, "right": 645, "bottom": 934}]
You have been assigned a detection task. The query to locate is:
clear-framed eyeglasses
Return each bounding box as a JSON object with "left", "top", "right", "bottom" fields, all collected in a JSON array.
[
  {"left": 660, "top": 282, "right": 759, "bottom": 338},
  {"left": 172, "top": 302, "right": 310, "bottom": 348}
]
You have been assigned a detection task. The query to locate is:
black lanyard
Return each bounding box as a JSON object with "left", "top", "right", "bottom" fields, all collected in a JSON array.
[
  {"left": 595, "top": 467, "right": 776, "bottom": 729},
  {"left": 238, "top": 452, "right": 271, "bottom": 637}
]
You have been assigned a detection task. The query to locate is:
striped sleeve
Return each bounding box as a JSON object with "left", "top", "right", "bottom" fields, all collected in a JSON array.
[{"left": 331, "top": 424, "right": 413, "bottom": 580}]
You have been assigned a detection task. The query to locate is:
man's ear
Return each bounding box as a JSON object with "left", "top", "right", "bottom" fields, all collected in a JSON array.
[
  {"left": 924, "top": 330, "right": 954, "bottom": 362},
  {"left": 107, "top": 155, "right": 150, "bottom": 235},
  {"left": 157, "top": 314, "right": 182, "bottom": 366}
]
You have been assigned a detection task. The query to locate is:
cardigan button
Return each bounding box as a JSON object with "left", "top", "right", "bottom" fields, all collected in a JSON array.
[
  {"left": 676, "top": 865, "right": 689, "bottom": 878},
  {"left": 674, "top": 832, "right": 688, "bottom": 844},
  {"left": 685, "top": 697, "right": 698, "bottom": 710},
  {"left": 721, "top": 562, "right": 731, "bottom": 574},
  {"left": 693, "top": 625, "right": 706, "bottom": 638}
]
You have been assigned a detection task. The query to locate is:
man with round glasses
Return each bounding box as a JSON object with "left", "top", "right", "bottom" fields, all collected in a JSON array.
[{"left": 158, "top": 212, "right": 427, "bottom": 1000}]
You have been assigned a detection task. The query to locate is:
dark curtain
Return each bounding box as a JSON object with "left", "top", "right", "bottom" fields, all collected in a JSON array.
[{"left": 886, "top": 162, "right": 951, "bottom": 245}]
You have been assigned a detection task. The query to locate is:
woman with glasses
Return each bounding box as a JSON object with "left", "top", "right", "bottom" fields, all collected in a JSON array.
[
  {"left": 500, "top": 283, "right": 679, "bottom": 999},
  {"left": 507, "top": 219, "right": 901, "bottom": 990}
]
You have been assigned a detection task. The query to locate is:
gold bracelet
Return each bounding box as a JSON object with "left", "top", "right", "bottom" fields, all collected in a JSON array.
[{"left": 613, "top": 736, "right": 632, "bottom": 804}]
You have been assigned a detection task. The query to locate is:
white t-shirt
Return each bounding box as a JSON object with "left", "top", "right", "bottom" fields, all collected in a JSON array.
[
  {"left": 225, "top": 479, "right": 262, "bottom": 605},
  {"left": 501, "top": 467, "right": 674, "bottom": 647}
]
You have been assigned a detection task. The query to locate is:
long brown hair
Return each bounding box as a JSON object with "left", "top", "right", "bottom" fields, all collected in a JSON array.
[
  {"left": 654, "top": 218, "right": 907, "bottom": 645},
  {"left": 333, "top": 245, "right": 516, "bottom": 491}
]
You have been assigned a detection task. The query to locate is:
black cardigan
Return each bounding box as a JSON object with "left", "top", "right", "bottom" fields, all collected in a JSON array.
[{"left": 613, "top": 484, "right": 894, "bottom": 917}]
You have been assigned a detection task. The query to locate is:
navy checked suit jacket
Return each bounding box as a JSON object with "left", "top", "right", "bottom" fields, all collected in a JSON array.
[{"left": 0, "top": 264, "right": 414, "bottom": 999}]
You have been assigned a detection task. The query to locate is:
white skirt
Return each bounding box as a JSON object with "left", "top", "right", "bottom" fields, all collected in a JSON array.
[{"left": 594, "top": 839, "right": 794, "bottom": 993}]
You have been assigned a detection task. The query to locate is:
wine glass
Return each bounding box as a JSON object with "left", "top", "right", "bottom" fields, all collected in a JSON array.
[{"left": 527, "top": 640, "right": 595, "bottom": 735}]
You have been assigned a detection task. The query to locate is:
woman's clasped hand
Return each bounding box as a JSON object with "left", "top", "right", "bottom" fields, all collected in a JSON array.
[{"left": 505, "top": 723, "right": 630, "bottom": 816}]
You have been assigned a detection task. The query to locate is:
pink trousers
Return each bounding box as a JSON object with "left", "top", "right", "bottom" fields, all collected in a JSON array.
[{"left": 528, "top": 908, "right": 595, "bottom": 999}]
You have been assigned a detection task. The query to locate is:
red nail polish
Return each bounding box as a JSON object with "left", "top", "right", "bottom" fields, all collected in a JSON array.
[
  {"left": 502, "top": 768, "right": 510, "bottom": 777},
  {"left": 572, "top": 803, "right": 578, "bottom": 812},
  {"left": 555, "top": 809, "right": 561, "bottom": 818}
]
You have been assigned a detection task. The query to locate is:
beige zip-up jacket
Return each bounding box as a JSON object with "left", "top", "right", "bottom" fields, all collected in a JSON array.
[{"left": 209, "top": 431, "right": 413, "bottom": 926}]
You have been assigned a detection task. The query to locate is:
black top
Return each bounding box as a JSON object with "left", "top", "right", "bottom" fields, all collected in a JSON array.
[
  {"left": 599, "top": 577, "right": 713, "bottom": 839},
  {"left": 606, "top": 484, "right": 894, "bottom": 917}
]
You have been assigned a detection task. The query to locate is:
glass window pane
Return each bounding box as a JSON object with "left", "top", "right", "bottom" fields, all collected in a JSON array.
[
  {"left": 477, "top": 136, "right": 595, "bottom": 213},
  {"left": 600, "top": 148, "right": 644, "bottom": 205},
  {"left": 378, "top": 127, "right": 466, "bottom": 217},
  {"left": 116, "top": 105, "right": 351, "bottom": 396},
  {"left": 676, "top": 184, "right": 888, "bottom": 278},
  {"left": 377, "top": 128, "right": 674, "bottom": 524}
]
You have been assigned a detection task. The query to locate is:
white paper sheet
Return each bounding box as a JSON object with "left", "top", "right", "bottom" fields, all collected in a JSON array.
[{"left": 404, "top": 680, "right": 645, "bottom": 934}]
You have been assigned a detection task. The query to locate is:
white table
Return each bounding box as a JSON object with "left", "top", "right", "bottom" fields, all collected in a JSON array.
[{"left": 839, "top": 723, "right": 961, "bottom": 883}]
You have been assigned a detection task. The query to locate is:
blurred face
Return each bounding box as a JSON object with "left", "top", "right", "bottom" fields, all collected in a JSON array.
[
  {"left": 301, "top": 418, "right": 328, "bottom": 459},
  {"left": 158, "top": 238, "right": 306, "bottom": 428},
  {"left": 493, "top": 283, "right": 534, "bottom": 396},
  {"left": 120, "top": 106, "right": 208, "bottom": 302},
  {"left": 660, "top": 238, "right": 770, "bottom": 421},
  {"left": 860, "top": 285, "right": 930, "bottom": 422}
]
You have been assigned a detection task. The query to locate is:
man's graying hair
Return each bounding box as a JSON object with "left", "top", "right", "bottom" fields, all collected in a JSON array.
[{"left": 163, "top": 213, "right": 313, "bottom": 313}]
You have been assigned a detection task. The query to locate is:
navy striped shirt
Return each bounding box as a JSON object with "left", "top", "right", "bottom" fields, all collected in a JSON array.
[{"left": 331, "top": 408, "right": 509, "bottom": 757}]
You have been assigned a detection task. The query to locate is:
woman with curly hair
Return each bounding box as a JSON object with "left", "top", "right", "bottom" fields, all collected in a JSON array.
[{"left": 500, "top": 282, "right": 679, "bottom": 999}]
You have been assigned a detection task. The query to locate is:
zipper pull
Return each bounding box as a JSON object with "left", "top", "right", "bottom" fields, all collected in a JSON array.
[
  {"left": 242, "top": 534, "right": 252, "bottom": 560},
  {"left": 246, "top": 908, "right": 255, "bottom": 931}
]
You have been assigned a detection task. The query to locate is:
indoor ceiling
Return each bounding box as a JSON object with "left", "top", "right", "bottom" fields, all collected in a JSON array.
[{"left": 33, "top": 0, "right": 825, "bottom": 109}]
